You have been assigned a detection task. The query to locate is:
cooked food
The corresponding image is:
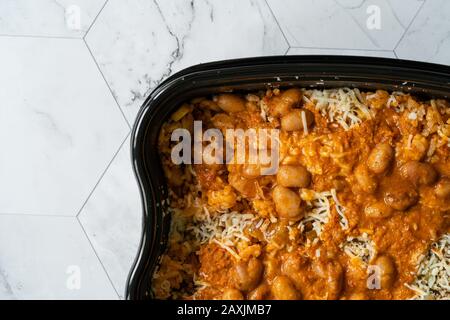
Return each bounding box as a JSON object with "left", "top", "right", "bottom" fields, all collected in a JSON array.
[{"left": 153, "top": 87, "right": 450, "bottom": 300}]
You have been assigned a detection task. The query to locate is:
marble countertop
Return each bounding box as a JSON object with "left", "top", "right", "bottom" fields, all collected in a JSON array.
[{"left": 0, "top": 0, "right": 448, "bottom": 299}]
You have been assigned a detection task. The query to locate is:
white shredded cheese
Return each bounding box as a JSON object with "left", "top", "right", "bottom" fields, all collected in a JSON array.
[
  {"left": 187, "top": 209, "right": 256, "bottom": 249},
  {"left": 212, "top": 239, "right": 241, "bottom": 260},
  {"left": 306, "top": 88, "right": 372, "bottom": 130},
  {"left": 259, "top": 100, "right": 269, "bottom": 122},
  {"left": 331, "top": 188, "right": 349, "bottom": 230},
  {"left": 298, "top": 188, "right": 348, "bottom": 242},
  {"left": 341, "top": 233, "right": 376, "bottom": 264},
  {"left": 301, "top": 110, "right": 309, "bottom": 135},
  {"left": 405, "top": 234, "right": 450, "bottom": 300}
]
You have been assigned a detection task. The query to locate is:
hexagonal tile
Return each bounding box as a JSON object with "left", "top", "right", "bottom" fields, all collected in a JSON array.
[
  {"left": 79, "top": 138, "right": 142, "bottom": 298},
  {"left": 387, "top": 0, "right": 424, "bottom": 28},
  {"left": 0, "top": 0, "right": 106, "bottom": 38},
  {"left": 0, "top": 215, "right": 118, "bottom": 299},
  {"left": 85, "top": 0, "right": 288, "bottom": 123},
  {"left": 267, "top": 0, "right": 423, "bottom": 50},
  {"left": 396, "top": 0, "right": 450, "bottom": 65},
  {"left": 0, "top": 37, "right": 129, "bottom": 215}
]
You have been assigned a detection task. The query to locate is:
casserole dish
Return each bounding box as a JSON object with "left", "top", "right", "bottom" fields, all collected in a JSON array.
[{"left": 125, "top": 56, "right": 450, "bottom": 300}]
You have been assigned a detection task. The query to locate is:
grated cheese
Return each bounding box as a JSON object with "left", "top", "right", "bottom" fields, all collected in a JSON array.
[
  {"left": 298, "top": 188, "right": 348, "bottom": 242},
  {"left": 187, "top": 209, "right": 257, "bottom": 251},
  {"left": 427, "top": 136, "right": 438, "bottom": 158},
  {"left": 306, "top": 88, "right": 372, "bottom": 130},
  {"left": 407, "top": 134, "right": 413, "bottom": 149},
  {"left": 301, "top": 110, "right": 309, "bottom": 135},
  {"left": 259, "top": 100, "right": 269, "bottom": 122},
  {"left": 212, "top": 239, "right": 241, "bottom": 260},
  {"left": 298, "top": 190, "right": 331, "bottom": 239},
  {"left": 437, "top": 124, "right": 450, "bottom": 148},
  {"left": 386, "top": 92, "right": 408, "bottom": 112},
  {"left": 192, "top": 274, "right": 210, "bottom": 300},
  {"left": 341, "top": 233, "right": 376, "bottom": 264},
  {"left": 331, "top": 188, "right": 349, "bottom": 230},
  {"left": 405, "top": 234, "right": 450, "bottom": 300}
]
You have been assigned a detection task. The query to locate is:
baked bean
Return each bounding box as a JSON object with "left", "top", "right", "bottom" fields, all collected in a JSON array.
[
  {"left": 272, "top": 185, "right": 303, "bottom": 220},
  {"left": 367, "top": 143, "right": 394, "bottom": 174},
  {"left": 222, "top": 288, "right": 244, "bottom": 300},
  {"left": 400, "top": 161, "right": 438, "bottom": 187},
  {"left": 271, "top": 276, "right": 301, "bottom": 300},
  {"left": 312, "top": 261, "right": 343, "bottom": 300},
  {"left": 384, "top": 187, "right": 418, "bottom": 211},
  {"left": 215, "top": 94, "right": 245, "bottom": 113},
  {"left": 242, "top": 164, "right": 261, "bottom": 178},
  {"left": 374, "top": 255, "right": 397, "bottom": 289},
  {"left": 280, "top": 253, "right": 306, "bottom": 287},
  {"left": 405, "top": 134, "right": 429, "bottom": 161},
  {"left": 354, "top": 164, "right": 378, "bottom": 193},
  {"left": 281, "top": 253, "right": 303, "bottom": 276},
  {"left": 364, "top": 201, "right": 393, "bottom": 218},
  {"left": 248, "top": 283, "right": 270, "bottom": 300},
  {"left": 263, "top": 258, "right": 280, "bottom": 279},
  {"left": 270, "top": 89, "right": 304, "bottom": 117},
  {"left": 211, "top": 113, "right": 235, "bottom": 130},
  {"left": 281, "top": 109, "right": 314, "bottom": 132},
  {"left": 270, "top": 99, "right": 290, "bottom": 117},
  {"left": 435, "top": 178, "right": 450, "bottom": 198},
  {"left": 232, "top": 257, "right": 263, "bottom": 292},
  {"left": 281, "top": 88, "right": 303, "bottom": 105},
  {"left": 277, "top": 165, "right": 311, "bottom": 188}
]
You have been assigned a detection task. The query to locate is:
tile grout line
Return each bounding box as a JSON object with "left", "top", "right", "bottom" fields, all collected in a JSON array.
[
  {"left": 0, "top": 124, "right": 127, "bottom": 218},
  {"left": 0, "top": 0, "right": 109, "bottom": 41},
  {"left": 0, "top": 213, "right": 75, "bottom": 217},
  {"left": 83, "top": 39, "right": 132, "bottom": 129},
  {"left": 76, "top": 131, "right": 130, "bottom": 218},
  {"left": 0, "top": 34, "right": 79, "bottom": 40},
  {"left": 393, "top": 0, "right": 426, "bottom": 53},
  {"left": 76, "top": 216, "right": 121, "bottom": 299},
  {"left": 83, "top": 0, "right": 109, "bottom": 41},
  {"left": 263, "top": 0, "right": 291, "bottom": 48}
]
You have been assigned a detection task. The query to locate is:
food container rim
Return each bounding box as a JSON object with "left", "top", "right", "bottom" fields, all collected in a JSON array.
[{"left": 125, "top": 55, "right": 450, "bottom": 300}]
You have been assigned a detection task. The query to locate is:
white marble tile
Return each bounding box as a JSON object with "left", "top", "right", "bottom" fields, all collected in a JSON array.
[
  {"left": 287, "top": 47, "right": 396, "bottom": 58},
  {"left": 267, "top": 0, "right": 423, "bottom": 50},
  {"left": 85, "top": 0, "right": 288, "bottom": 123},
  {"left": 396, "top": 0, "right": 450, "bottom": 66},
  {"left": 0, "top": 0, "right": 106, "bottom": 38},
  {"left": 79, "top": 138, "right": 142, "bottom": 298},
  {"left": 0, "top": 37, "right": 129, "bottom": 215},
  {"left": 0, "top": 215, "right": 118, "bottom": 299},
  {"left": 387, "top": 0, "right": 424, "bottom": 28}
]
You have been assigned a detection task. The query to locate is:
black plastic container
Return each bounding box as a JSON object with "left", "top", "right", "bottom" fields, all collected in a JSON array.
[{"left": 125, "top": 56, "right": 450, "bottom": 300}]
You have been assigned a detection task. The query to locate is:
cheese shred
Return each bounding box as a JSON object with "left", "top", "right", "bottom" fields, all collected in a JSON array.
[{"left": 405, "top": 234, "right": 450, "bottom": 300}]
